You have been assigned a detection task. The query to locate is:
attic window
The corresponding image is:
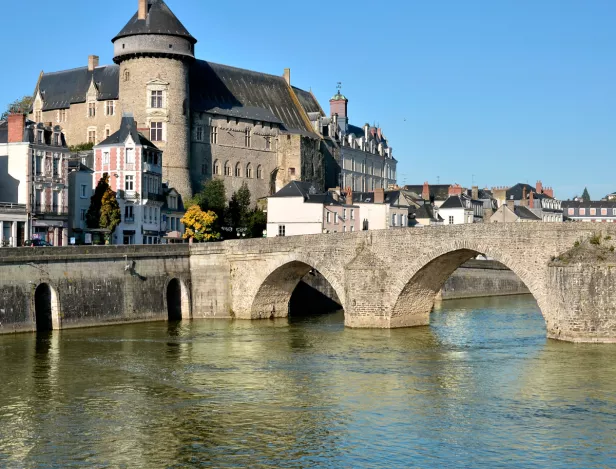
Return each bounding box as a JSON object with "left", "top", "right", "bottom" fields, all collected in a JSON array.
[{"left": 122, "top": 44, "right": 125, "bottom": 49}]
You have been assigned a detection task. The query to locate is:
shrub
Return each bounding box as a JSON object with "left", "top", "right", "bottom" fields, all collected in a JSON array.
[
  {"left": 605, "top": 236, "right": 612, "bottom": 241},
  {"left": 574, "top": 240, "right": 580, "bottom": 248},
  {"left": 610, "top": 246, "right": 615, "bottom": 253},
  {"left": 590, "top": 234, "right": 601, "bottom": 246}
]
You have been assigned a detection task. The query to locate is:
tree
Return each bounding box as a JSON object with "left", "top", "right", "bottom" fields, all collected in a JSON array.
[
  {"left": 581, "top": 187, "right": 591, "bottom": 202},
  {"left": 189, "top": 179, "right": 226, "bottom": 217},
  {"left": 100, "top": 188, "right": 121, "bottom": 234},
  {"left": 226, "top": 182, "right": 252, "bottom": 229},
  {"left": 181, "top": 206, "right": 220, "bottom": 242},
  {"left": 1, "top": 96, "right": 34, "bottom": 120},
  {"left": 247, "top": 208, "right": 267, "bottom": 238},
  {"left": 87, "top": 174, "right": 111, "bottom": 228}
]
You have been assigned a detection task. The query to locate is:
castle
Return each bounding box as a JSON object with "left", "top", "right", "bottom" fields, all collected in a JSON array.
[{"left": 29, "top": 0, "right": 397, "bottom": 202}]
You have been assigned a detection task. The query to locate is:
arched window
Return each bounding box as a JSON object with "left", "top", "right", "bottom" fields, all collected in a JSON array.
[
  {"left": 257, "top": 165, "right": 263, "bottom": 179},
  {"left": 246, "top": 163, "right": 253, "bottom": 179},
  {"left": 213, "top": 160, "right": 220, "bottom": 176},
  {"left": 235, "top": 162, "right": 241, "bottom": 177},
  {"left": 224, "top": 161, "right": 231, "bottom": 177}
]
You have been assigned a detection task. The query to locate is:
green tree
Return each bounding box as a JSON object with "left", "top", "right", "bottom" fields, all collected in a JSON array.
[
  {"left": 100, "top": 188, "right": 121, "bottom": 234},
  {"left": 247, "top": 208, "right": 267, "bottom": 238},
  {"left": 87, "top": 174, "right": 111, "bottom": 228},
  {"left": 581, "top": 187, "right": 591, "bottom": 202},
  {"left": 226, "top": 182, "right": 252, "bottom": 232},
  {"left": 1, "top": 96, "right": 34, "bottom": 120},
  {"left": 189, "top": 179, "right": 227, "bottom": 220}
]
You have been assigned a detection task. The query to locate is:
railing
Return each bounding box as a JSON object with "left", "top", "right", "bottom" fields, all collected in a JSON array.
[
  {"left": 33, "top": 205, "right": 69, "bottom": 216},
  {"left": 143, "top": 162, "right": 161, "bottom": 174},
  {"left": 117, "top": 190, "right": 140, "bottom": 200},
  {"left": 124, "top": 217, "right": 135, "bottom": 224},
  {"left": 145, "top": 192, "right": 165, "bottom": 202}
]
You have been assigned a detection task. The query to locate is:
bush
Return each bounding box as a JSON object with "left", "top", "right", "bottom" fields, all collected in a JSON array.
[
  {"left": 590, "top": 234, "right": 601, "bottom": 245},
  {"left": 573, "top": 240, "right": 580, "bottom": 248},
  {"left": 610, "top": 246, "right": 615, "bottom": 253},
  {"left": 605, "top": 236, "right": 612, "bottom": 241}
]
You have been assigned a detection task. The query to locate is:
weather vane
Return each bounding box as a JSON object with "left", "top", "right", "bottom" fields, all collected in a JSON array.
[{"left": 337, "top": 82, "right": 342, "bottom": 92}]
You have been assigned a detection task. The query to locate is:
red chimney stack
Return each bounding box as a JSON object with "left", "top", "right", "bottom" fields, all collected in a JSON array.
[
  {"left": 422, "top": 181, "right": 430, "bottom": 200},
  {"left": 536, "top": 181, "right": 543, "bottom": 194},
  {"left": 7, "top": 114, "right": 25, "bottom": 143},
  {"left": 529, "top": 190, "right": 534, "bottom": 209},
  {"left": 448, "top": 184, "right": 463, "bottom": 197}
]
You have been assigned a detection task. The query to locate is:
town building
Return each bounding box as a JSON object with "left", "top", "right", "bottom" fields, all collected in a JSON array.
[
  {"left": 492, "top": 182, "right": 562, "bottom": 222},
  {"left": 67, "top": 159, "right": 94, "bottom": 243},
  {"left": 415, "top": 204, "right": 444, "bottom": 226},
  {"left": 438, "top": 194, "right": 483, "bottom": 225},
  {"left": 405, "top": 182, "right": 452, "bottom": 207},
  {"left": 308, "top": 91, "right": 397, "bottom": 192},
  {"left": 351, "top": 189, "right": 409, "bottom": 230},
  {"left": 266, "top": 181, "right": 359, "bottom": 237},
  {"left": 562, "top": 201, "right": 616, "bottom": 223},
  {"left": 28, "top": 0, "right": 396, "bottom": 205},
  {"left": 489, "top": 203, "right": 541, "bottom": 223},
  {"left": 92, "top": 115, "right": 165, "bottom": 245},
  {"left": 604, "top": 192, "right": 616, "bottom": 201},
  {"left": 161, "top": 184, "right": 186, "bottom": 242},
  {"left": 0, "top": 114, "right": 70, "bottom": 246}
]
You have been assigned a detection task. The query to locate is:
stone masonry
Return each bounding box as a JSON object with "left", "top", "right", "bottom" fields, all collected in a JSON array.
[{"left": 2, "top": 224, "right": 616, "bottom": 342}]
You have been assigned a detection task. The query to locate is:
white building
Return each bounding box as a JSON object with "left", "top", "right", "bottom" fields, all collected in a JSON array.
[
  {"left": 93, "top": 116, "right": 165, "bottom": 245},
  {"left": 161, "top": 185, "right": 187, "bottom": 242},
  {"left": 438, "top": 194, "right": 483, "bottom": 225},
  {"left": 267, "top": 181, "right": 359, "bottom": 237},
  {"left": 351, "top": 189, "right": 409, "bottom": 230}
]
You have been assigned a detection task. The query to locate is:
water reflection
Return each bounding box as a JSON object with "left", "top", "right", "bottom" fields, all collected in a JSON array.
[{"left": 0, "top": 295, "right": 615, "bottom": 468}]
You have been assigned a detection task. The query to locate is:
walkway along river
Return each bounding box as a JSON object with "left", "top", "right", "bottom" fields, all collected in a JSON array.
[{"left": 1, "top": 295, "right": 615, "bottom": 468}]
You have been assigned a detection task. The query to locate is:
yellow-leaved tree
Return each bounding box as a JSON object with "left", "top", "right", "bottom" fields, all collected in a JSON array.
[{"left": 181, "top": 205, "right": 221, "bottom": 242}]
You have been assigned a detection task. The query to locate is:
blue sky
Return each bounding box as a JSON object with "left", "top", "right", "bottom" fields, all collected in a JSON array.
[{"left": 1, "top": 0, "right": 614, "bottom": 199}]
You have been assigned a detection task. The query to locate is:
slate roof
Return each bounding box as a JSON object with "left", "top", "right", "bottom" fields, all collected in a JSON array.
[
  {"left": 352, "top": 191, "right": 404, "bottom": 207},
  {"left": 404, "top": 184, "right": 451, "bottom": 201},
  {"left": 0, "top": 121, "right": 7, "bottom": 144},
  {"left": 440, "top": 195, "right": 467, "bottom": 209},
  {"left": 416, "top": 203, "right": 443, "bottom": 222},
  {"left": 465, "top": 188, "right": 493, "bottom": 199},
  {"left": 506, "top": 183, "right": 536, "bottom": 200},
  {"left": 562, "top": 201, "right": 616, "bottom": 209},
  {"left": 190, "top": 60, "right": 315, "bottom": 135},
  {"left": 514, "top": 205, "right": 541, "bottom": 220},
  {"left": 113, "top": 0, "right": 196, "bottom": 44},
  {"left": 96, "top": 116, "right": 158, "bottom": 148},
  {"left": 37, "top": 65, "right": 119, "bottom": 111},
  {"left": 293, "top": 87, "right": 323, "bottom": 116},
  {"left": 270, "top": 181, "right": 342, "bottom": 205}
]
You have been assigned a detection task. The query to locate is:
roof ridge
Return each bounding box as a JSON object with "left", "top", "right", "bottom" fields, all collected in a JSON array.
[
  {"left": 205, "top": 60, "right": 290, "bottom": 82},
  {"left": 42, "top": 64, "right": 117, "bottom": 76}
]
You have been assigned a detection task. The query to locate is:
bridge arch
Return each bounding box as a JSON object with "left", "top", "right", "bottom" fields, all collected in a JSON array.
[
  {"left": 389, "top": 240, "right": 547, "bottom": 328},
  {"left": 166, "top": 278, "right": 191, "bottom": 321},
  {"left": 249, "top": 256, "right": 346, "bottom": 320},
  {"left": 34, "top": 283, "right": 61, "bottom": 332}
]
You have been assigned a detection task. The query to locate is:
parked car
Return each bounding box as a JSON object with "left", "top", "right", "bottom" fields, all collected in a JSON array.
[{"left": 24, "top": 239, "right": 53, "bottom": 247}]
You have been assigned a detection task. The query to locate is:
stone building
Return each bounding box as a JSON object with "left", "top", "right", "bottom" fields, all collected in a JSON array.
[
  {"left": 0, "top": 115, "right": 70, "bottom": 245},
  {"left": 29, "top": 0, "right": 331, "bottom": 203}
]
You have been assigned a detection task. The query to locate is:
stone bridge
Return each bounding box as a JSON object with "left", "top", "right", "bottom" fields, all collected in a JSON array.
[{"left": 1, "top": 224, "right": 615, "bottom": 342}]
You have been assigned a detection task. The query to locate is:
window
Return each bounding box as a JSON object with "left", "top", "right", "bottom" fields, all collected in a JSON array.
[
  {"left": 568, "top": 208, "right": 574, "bottom": 216},
  {"left": 265, "top": 136, "right": 271, "bottom": 150},
  {"left": 80, "top": 184, "right": 87, "bottom": 198},
  {"left": 590, "top": 208, "right": 597, "bottom": 216},
  {"left": 244, "top": 128, "right": 251, "bottom": 147},
  {"left": 580, "top": 208, "right": 586, "bottom": 215},
  {"left": 58, "top": 109, "right": 67, "bottom": 122},
  {"left": 449, "top": 216, "right": 454, "bottom": 225},
  {"left": 392, "top": 214, "right": 397, "bottom": 226},
  {"left": 88, "top": 102, "right": 96, "bottom": 118},
  {"left": 105, "top": 127, "right": 111, "bottom": 139},
  {"left": 52, "top": 191, "right": 59, "bottom": 213},
  {"left": 80, "top": 209, "right": 87, "bottom": 222},
  {"left": 343, "top": 209, "right": 347, "bottom": 219},
  {"left": 125, "top": 175, "right": 134, "bottom": 191},
  {"left": 343, "top": 226, "right": 346, "bottom": 233},
  {"left": 210, "top": 126, "right": 218, "bottom": 144},
  {"left": 150, "top": 122, "right": 163, "bottom": 141},
  {"left": 257, "top": 165, "right": 263, "bottom": 179},
  {"left": 351, "top": 209, "right": 355, "bottom": 220},
  {"left": 351, "top": 225, "right": 355, "bottom": 232},
  {"left": 278, "top": 225, "right": 286, "bottom": 237},
  {"left": 53, "top": 156, "right": 59, "bottom": 177},
  {"left": 37, "top": 130, "right": 44, "bottom": 143},
  {"left": 106, "top": 101, "right": 115, "bottom": 116},
  {"left": 601, "top": 208, "right": 607, "bottom": 216},
  {"left": 235, "top": 162, "right": 241, "bottom": 177},
  {"left": 88, "top": 130, "right": 96, "bottom": 144},
  {"left": 334, "top": 213, "right": 339, "bottom": 224},
  {"left": 196, "top": 126, "right": 203, "bottom": 141},
  {"left": 224, "top": 161, "right": 231, "bottom": 176},
  {"left": 613, "top": 209, "right": 616, "bottom": 216},
  {"left": 289, "top": 168, "right": 296, "bottom": 177},
  {"left": 327, "top": 212, "right": 331, "bottom": 223},
  {"left": 213, "top": 160, "right": 220, "bottom": 175},
  {"left": 201, "top": 162, "right": 207, "bottom": 176},
  {"left": 35, "top": 154, "right": 43, "bottom": 176},
  {"left": 151, "top": 90, "right": 163, "bottom": 108},
  {"left": 126, "top": 148, "right": 135, "bottom": 165},
  {"left": 35, "top": 110, "right": 42, "bottom": 123},
  {"left": 125, "top": 205, "right": 134, "bottom": 221},
  {"left": 246, "top": 164, "right": 253, "bottom": 178},
  {"left": 124, "top": 70, "right": 130, "bottom": 81},
  {"left": 102, "top": 151, "right": 110, "bottom": 165}
]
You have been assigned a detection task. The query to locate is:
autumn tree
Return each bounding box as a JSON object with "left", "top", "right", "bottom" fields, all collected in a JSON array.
[
  {"left": 1, "top": 96, "right": 34, "bottom": 120},
  {"left": 100, "top": 188, "right": 121, "bottom": 234},
  {"left": 87, "top": 174, "right": 111, "bottom": 228},
  {"left": 181, "top": 206, "right": 220, "bottom": 242}
]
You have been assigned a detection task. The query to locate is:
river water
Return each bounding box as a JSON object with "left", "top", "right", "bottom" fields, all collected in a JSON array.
[{"left": 1, "top": 294, "right": 616, "bottom": 468}]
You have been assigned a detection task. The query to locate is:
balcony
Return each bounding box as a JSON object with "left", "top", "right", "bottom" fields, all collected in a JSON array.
[
  {"left": 124, "top": 217, "right": 135, "bottom": 224},
  {"left": 143, "top": 162, "right": 161, "bottom": 174},
  {"left": 143, "top": 192, "right": 165, "bottom": 202},
  {"left": 33, "top": 205, "right": 68, "bottom": 216},
  {"left": 117, "top": 190, "right": 140, "bottom": 200}
]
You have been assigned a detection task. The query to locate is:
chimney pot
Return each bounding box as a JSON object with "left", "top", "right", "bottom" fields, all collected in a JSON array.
[
  {"left": 138, "top": 0, "right": 147, "bottom": 20},
  {"left": 88, "top": 55, "right": 99, "bottom": 71}
]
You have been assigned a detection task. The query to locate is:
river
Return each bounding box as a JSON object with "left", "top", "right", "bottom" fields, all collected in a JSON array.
[{"left": 1, "top": 294, "right": 615, "bottom": 468}]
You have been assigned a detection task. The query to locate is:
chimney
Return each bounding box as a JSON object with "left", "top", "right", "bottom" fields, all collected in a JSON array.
[
  {"left": 329, "top": 94, "right": 348, "bottom": 119},
  {"left": 363, "top": 123, "right": 369, "bottom": 140},
  {"left": 422, "top": 181, "right": 430, "bottom": 200},
  {"left": 88, "top": 55, "right": 99, "bottom": 71},
  {"left": 529, "top": 190, "right": 534, "bottom": 209},
  {"left": 345, "top": 187, "right": 353, "bottom": 206},
  {"left": 521, "top": 186, "right": 527, "bottom": 206},
  {"left": 471, "top": 186, "right": 479, "bottom": 200},
  {"left": 536, "top": 180, "right": 543, "bottom": 194},
  {"left": 8, "top": 114, "right": 25, "bottom": 143},
  {"left": 374, "top": 188, "right": 385, "bottom": 204},
  {"left": 506, "top": 199, "right": 515, "bottom": 210},
  {"left": 138, "top": 0, "right": 147, "bottom": 20},
  {"left": 544, "top": 187, "right": 554, "bottom": 198},
  {"left": 377, "top": 128, "right": 382, "bottom": 140},
  {"left": 283, "top": 68, "right": 291, "bottom": 86},
  {"left": 448, "top": 184, "right": 463, "bottom": 197}
]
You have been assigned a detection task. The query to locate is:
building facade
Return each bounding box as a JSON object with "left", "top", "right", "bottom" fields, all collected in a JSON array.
[
  {"left": 0, "top": 115, "right": 70, "bottom": 246},
  {"left": 562, "top": 201, "right": 616, "bottom": 223},
  {"left": 92, "top": 116, "right": 165, "bottom": 245},
  {"left": 67, "top": 159, "right": 94, "bottom": 242}
]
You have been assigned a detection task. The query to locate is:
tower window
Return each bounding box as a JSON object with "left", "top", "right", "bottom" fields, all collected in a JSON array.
[
  {"left": 150, "top": 122, "right": 163, "bottom": 141},
  {"left": 265, "top": 136, "right": 271, "bottom": 150},
  {"left": 244, "top": 128, "right": 251, "bottom": 147},
  {"left": 196, "top": 126, "right": 203, "bottom": 141},
  {"left": 124, "top": 70, "right": 130, "bottom": 81},
  {"left": 122, "top": 44, "right": 125, "bottom": 49},
  {"left": 151, "top": 90, "right": 163, "bottom": 109},
  {"left": 210, "top": 126, "right": 218, "bottom": 144}
]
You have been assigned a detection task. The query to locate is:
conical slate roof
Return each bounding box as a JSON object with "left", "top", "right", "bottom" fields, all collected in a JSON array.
[{"left": 113, "top": 0, "right": 196, "bottom": 44}]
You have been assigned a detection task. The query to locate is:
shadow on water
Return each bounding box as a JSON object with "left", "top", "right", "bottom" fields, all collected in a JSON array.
[{"left": 288, "top": 280, "right": 343, "bottom": 324}]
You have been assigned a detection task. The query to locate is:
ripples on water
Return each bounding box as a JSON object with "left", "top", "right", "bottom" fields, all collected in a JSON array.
[{"left": 1, "top": 295, "right": 616, "bottom": 468}]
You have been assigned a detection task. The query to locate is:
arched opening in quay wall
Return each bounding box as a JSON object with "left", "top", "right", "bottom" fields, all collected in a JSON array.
[
  {"left": 251, "top": 261, "right": 345, "bottom": 320},
  {"left": 167, "top": 278, "right": 190, "bottom": 321},
  {"left": 34, "top": 283, "right": 60, "bottom": 332}
]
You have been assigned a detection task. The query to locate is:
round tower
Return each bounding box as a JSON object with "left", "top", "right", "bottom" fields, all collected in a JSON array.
[{"left": 112, "top": 0, "right": 196, "bottom": 199}]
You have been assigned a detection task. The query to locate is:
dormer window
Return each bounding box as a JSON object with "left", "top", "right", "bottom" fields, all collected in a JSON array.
[{"left": 37, "top": 130, "right": 44, "bottom": 143}]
